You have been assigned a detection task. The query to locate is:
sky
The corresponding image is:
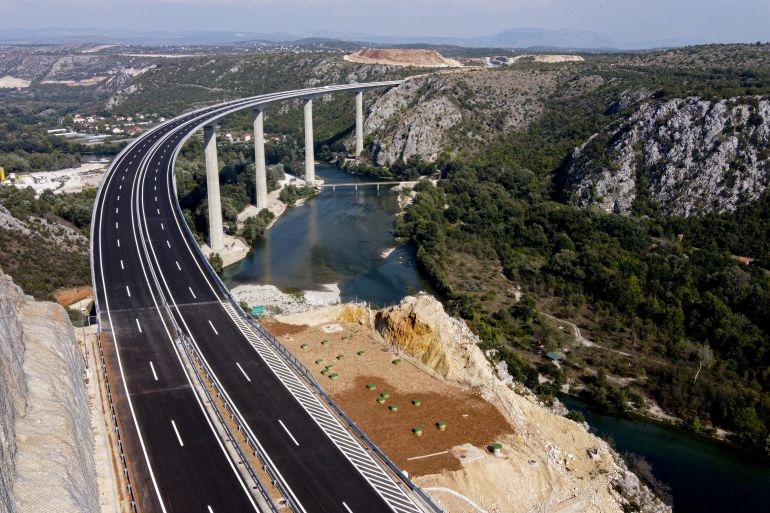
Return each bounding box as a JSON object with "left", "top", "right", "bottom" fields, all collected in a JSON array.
[{"left": 1, "top": 0, "right": 769, "bottom": 46}]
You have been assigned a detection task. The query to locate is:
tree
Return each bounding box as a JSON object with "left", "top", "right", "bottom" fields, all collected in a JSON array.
[
  {"left": 693, "top": 343, "right": 714, "bottom": 383},
  {"left": 208, "top": 253, "right": 223, "bottom": 273}
]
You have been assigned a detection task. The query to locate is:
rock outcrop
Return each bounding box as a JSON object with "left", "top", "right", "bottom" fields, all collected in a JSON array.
[
  {"left": 564, "top": 95, "right": 770, "bottom": 216},
  {"left": 364, "top": 76, "right": 463, "bottom": 165},
  {"left": 0, "top": 270, "right": 99, "bottom": 513},
  {"left": 376, "top": 293, "right": 670, "bottom": 513},
  {"left": 362, "top": 67, "right": 592, "bottom": 166}
]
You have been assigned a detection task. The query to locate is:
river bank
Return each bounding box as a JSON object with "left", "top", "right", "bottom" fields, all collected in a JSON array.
[
  {"left": 221, "top": 162, "right": 433, "bottom": 308},
  {"left": 561, "top": 393, "right": 770, "bottom": 513},
  {"left": 200, "top": 169, "right": 309, "bottom": 267}
]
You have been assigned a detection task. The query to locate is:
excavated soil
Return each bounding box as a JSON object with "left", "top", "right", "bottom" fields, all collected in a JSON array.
[
  {"left": 345, "top": 48, "right": 462, "bottom": 68},
  {"left": 273, "top": 321, "right": 512, "bottom": 477},
  {"left": 53, "top": 285, "right": 93, "bottom": 307}
]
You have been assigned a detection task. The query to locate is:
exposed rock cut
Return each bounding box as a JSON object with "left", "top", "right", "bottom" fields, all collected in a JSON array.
[
  {"left": 375, "top": 293, "right": 670, "bottom": 513},
  {"left": 0, "top": 270, "right": 99, "bottom": 513}
]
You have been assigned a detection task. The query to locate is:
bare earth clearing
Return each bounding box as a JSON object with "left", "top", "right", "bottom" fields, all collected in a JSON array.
[
  {"left": 266, "top": 297, "right": 670, "bottom": 513},
  {"left": 345, "top": 49, "right": 463, "bottom": 68}
]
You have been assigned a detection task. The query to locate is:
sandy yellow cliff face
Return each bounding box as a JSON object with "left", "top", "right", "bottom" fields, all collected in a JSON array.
[
  {"left": 373, "top": 294, "right": 671, "bottom": 513},
  {"left": 0, "top": 271, "right": 99, "bottom": 513}
]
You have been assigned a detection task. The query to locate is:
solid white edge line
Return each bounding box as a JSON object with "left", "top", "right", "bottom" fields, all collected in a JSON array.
[
  {"left": 278, "top": 419, "right": 300, "bottom": 447},
  {"left": 135, "top": 86, "right": 404, "bottom": 513},
  {"left": 235, "top": 362, "right": 251, "bottom": 382},
  {"left": 92, "top": 120, "right": 171, "bottom": 513},
  {"left": 129, "top": 120, "right": 262, "bottom": 512},
  {"left": 171, "top": 420, "right": 184, "bottom": 447}
]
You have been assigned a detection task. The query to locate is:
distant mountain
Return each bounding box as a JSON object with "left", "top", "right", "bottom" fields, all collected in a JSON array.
[
  {"left": 0, "top": 26, "right": 703, "bottom": 51},
  {"left": 0, "top": 27, "right": 299, "bottom": 45},
  {"left": 468, "top": 28, "right": 615, "bottom": 49}
]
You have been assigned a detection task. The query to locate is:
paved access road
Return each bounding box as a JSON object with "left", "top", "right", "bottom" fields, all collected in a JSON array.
[{"left": 91, "top": 83, "right": 429, "bottom": 513}]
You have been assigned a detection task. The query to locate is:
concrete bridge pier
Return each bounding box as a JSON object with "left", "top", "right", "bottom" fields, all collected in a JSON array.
[
  {"left": 253, "top": 108, "right": 268, "bottom": 210},
  {"left": 355, "top": 91, "right": 364, "bottom": 157},
  {"left": 304, "top": 98, "right": 315, "bottom": 183},
  {"left": 203, "top": 124, "right": 224, "bottom": 252}
]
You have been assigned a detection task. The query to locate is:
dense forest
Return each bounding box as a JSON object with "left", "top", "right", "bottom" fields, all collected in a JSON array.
[{"left": 391, "top": 49, "right": 770, "bottom": 454}]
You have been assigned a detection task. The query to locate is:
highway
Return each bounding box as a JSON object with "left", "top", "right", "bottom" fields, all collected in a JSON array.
[{"left": 90, "top": 83, "right": 432, "bottom": 513}]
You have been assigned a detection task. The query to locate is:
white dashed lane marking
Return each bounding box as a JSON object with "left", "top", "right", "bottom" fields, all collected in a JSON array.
[
  {"left": 278, "top": 419, "right": 300, "bottom": 447},
  {"left": 171, "top": 420, "right": 184, "bottom": 447},
  {"left": 149, "top": 361, "right": 158, "bottom": 381},
  {"left": 236, "top": 362, "right": 251, "bottom": 382}
]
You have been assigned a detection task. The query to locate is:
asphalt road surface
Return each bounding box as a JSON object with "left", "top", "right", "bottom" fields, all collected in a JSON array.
[{"left": 91, "top": 84, "right": 428, "bottom": 513}]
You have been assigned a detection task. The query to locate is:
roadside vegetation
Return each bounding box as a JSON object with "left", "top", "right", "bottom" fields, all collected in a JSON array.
[{"left": 0, "top": 186, "right": 94, "bottom": 299}]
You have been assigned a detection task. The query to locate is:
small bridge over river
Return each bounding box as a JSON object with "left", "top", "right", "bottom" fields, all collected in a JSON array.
[{"left": 317, "top": 180, "right": 418, "bottom": 191}]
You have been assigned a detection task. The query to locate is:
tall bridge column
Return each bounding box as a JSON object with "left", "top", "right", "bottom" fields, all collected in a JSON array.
[
  {"left": 204, "top": 124, "right": 224, "bottom": 252},
  {"left": 303, "top": 97, "right": 315, "bottom": 183},
  {"left": 355, "top": 91, "right": 364, "bottom": 157},
  {"left": 253, "top": 108, "right": 268, "bottom": 210}
]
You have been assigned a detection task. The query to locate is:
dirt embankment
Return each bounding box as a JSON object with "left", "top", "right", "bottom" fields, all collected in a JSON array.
[
  {"left": 345, "top": 48, "right": 462, "bottom": 68},
  {"left": 270, "top": 296, "right": 671, "bottom": 513}
]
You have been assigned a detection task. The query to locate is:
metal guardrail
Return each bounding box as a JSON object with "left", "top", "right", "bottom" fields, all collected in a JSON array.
[
  {"left": 95, "top": 324, "right": 141, "bottom": 513},
  {"left": 178, "top": 334, "right": 280, "bottom": 513},
  {"left": 168, "top": 179, "right": 444, "bottom": 513},
  {"left": 245, "top": 316, "right": 445, "bottom": 513}
]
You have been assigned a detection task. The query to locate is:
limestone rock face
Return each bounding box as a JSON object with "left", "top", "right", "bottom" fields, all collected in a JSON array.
[
  {"left": 0, "top": 270, "right": 99, "bottom": 513},
  {"left": 364, "top": 77, "right": 462, "bottom": 166},
  {"left": 564, "top": 95, "right": 770, "bottom": 216},
  {"left": 0, "top": 274, "right": 28, "bottom": 513}
]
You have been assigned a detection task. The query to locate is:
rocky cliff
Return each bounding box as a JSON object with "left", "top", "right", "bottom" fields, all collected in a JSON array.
[
  {"left": 363, "top": 66, "right": 595, "bottom": 166},
  {"left": 375, "top": 293, "right": 670, "bottom": 513},
  {"left": 563, "top": 95, "right": 770, "bottom": 216},
  {"left": 0, "top": 270, "right": 99, "bottom": 513}
]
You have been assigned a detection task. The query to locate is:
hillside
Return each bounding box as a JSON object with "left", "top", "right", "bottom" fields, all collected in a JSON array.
[
  {"left": 563, "top": 95, "right": 770, "bottom": 216},
  {"left": 0, "top": 186, "right": 93, "bottom": 300},
  {"left": 383, "top": 44, "right": 770, "bottom": 455},
  {"left": 361, "top": 64, "right": 591, "bottom": 165}
]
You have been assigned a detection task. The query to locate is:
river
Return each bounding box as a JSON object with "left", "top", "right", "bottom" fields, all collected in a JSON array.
[
  {"left": 222, "top": 163, "right": 433, "bottom": 306},
  {"left": 560, "top": 394, "right": 770, "bottom": 512},
  {"left": 222, "top": 162, "right": 770, "bottom": 511}
]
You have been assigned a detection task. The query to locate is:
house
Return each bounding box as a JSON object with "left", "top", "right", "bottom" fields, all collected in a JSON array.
[
  {"left": 73, "top": 114, "right": 85, "bottom": 124},
  {"left": 733, "top": 256, "right": 754, "bottom": 265},
  {"left": 546, "top": 351, "right": 565, "bottom": 362},
  {"left": 112, "top": 128, "right": 124, "bottom": 135}
]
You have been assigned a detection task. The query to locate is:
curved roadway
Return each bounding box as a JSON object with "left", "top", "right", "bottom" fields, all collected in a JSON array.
[{"left": 91, "top": 83, "right": 427, "bottom": 513}]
